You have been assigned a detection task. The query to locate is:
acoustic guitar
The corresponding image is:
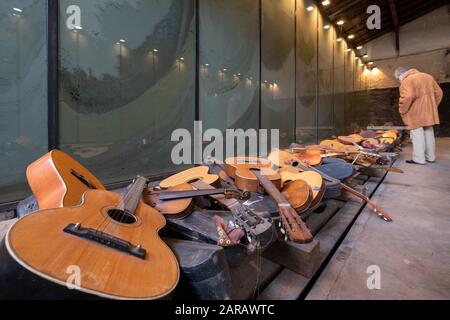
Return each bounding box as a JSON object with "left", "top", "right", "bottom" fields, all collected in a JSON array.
[
  {"left": 224, "top": 157, "right": 282, "bottom": 192},
  {"left": 268, "top": 152, "right": 393, "bottom": 222},
  {"left": 159, "top": 167, "right": 275, "bottom": 249},
  {"left": 26, "top": 149, "right": 105, "bottom": 209},
  {"left": 278, "top": 167, "right": 325, "bottom": 211},
  {"left": 2, "top": 176, "right": 179, "bottom": 299}
]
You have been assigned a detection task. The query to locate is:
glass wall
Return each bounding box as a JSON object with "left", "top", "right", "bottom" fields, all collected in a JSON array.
[
  {"left": 296, "top": 0, "right": 318, "bottom": 145},
  {"left": 344, "top": 45, "right": 355, "bottom": 133},
  {"left": 0, "top": 1, "right": 48, "bottom": 203},
  {"left": 333, "top": 31, "right": 346, "bottom": 136},
  {"left": 0, "top": 1, "right": 368, "bottom": 204},
  {"left": 317, "top": 14, "right": 334, "bottom": 140},
  {"left": 199, "top": 0, "right": 259, "bottom": 132},
  {"left": 261, "top": 0, "right": 295, "bottom": 147},
  {"left": 58, "top": 0, "right": 195, "bottom": 184}
]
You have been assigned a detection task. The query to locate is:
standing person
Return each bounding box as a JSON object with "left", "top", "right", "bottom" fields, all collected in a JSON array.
[{"left": 394, "top": 67, "right": 443, "bottom": 164}]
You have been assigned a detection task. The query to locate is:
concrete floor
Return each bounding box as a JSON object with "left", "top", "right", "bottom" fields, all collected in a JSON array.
[{"left": 307, "top": 138, "right": 450, "bottom": 300}]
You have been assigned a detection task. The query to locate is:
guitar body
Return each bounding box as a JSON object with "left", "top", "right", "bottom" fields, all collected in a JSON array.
[
  {"left": 224, "top": 157, "right": 281, "bottom": 192},
  {"left": 159, "top": 166, "right": 219, "bottom": 189},
  {"left": 4, "top": 189, "right": 179, "bottom": 300},
  {"left": 145, "top": 183, "right": 195, "bottom": 219},
  {"left": 279, "top": 167, "right": 325, "bottom": 210},
  {"left": 26, "top": 149, "right": 105, "bottom": 209},
  {"left": 281, "top": 180, "right": 313, "bottom": 213}
]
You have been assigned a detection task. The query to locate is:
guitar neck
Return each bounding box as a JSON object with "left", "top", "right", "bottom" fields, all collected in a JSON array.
[
  {"left": 156, "top": 188, "right": 228, "bottom": 201},
  {"left": 252, "top": 170, "right": 312, "bottom": 243},
  {"left": 293, "top": 161, "right": 392, "bottom": 222}
]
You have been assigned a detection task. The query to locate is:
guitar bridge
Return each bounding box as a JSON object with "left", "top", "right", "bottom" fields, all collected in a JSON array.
[{"left": 63, "top": 223, "right": 146, "bottom": 259}]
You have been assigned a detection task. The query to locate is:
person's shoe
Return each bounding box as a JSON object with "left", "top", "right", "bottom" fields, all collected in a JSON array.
[
  {"left": 406, "top": 160, "right": 426, "bottom": 165},
  {"left": 426, "top": 160, "right": 436, "bottom": 163}
]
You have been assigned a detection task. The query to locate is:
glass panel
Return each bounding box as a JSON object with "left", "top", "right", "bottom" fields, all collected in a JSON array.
[
  {"left": 58, "top": 0, "right": 195, "bottom": 183},
  {"left": 344, "top": 45, "right": 355, "bottom": 133},
  {"left": 317, "top": 15, "right": 334, "bottom": 141},
  {"left": 0, "top": 1, "right": 48, "bottom": 202},
  {"left": 199, "top": 0, "right": 259, "bottom": 132},
  {"left": 261, "top": 0, "right": 295, "bottom": 147},
  {"left": 296, "top": 0, "right": 317, "bottom": 145},
  {"left": 333, "top": 30, "right": 345, "bottom": 136}
]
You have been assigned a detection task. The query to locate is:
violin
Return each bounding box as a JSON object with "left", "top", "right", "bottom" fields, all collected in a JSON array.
[{"left": 145, "top": 184, "right": 250, "bottom": 219}]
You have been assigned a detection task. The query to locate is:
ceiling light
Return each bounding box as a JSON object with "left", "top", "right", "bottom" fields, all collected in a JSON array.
[
  {"left": 324, "top": 24, "right": 330, "bottom": 30},
  {"left": 347, "top": 48, "right": 352, "bottom": 52},
  {"left": 153, "top": 48, "right": 158, "bottom": 52},
  {"left": 337, "top": 20, "right": 344, "bottom": 26},
  {"left": 363, "top": 54, "right": 369, "bottom": 58},
  {"left": 13, "top": 8, "right": 22, "bottom": 13},
  {"left": 357, "top": 45, "right": 363, "bottom": 50},
  {"left": 348, "top": 34, "right": 355, "bottom": 39},
  {"left": 337, "top": 37, "right": 343, "bottom": 42},
  {"left": 180, "top": 57, "right": 185, "bottom": 61},
  {"left": 322, "top": 0, "right": 330, "bottom": 6},
  {"left": 368, "top": 61, "right": 374, "bottom": 65},
  {"left": 119, "top": 39, "right": 125, "bottom": 43},
  {"left": 306, "top": 6, "right": 314, "bottom": 12}
]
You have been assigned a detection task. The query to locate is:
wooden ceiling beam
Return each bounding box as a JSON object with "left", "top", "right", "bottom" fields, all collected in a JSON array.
[{"left": 388, "top": 0, "right": 400, "bottom": 54}]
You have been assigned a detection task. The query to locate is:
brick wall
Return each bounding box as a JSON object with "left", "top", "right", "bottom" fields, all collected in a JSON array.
[{"left": 343, "top": 82, "right": 449, "bottom": 136}]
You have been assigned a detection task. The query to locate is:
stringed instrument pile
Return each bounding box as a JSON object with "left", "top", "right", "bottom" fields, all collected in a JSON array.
[{"left": 1, "top": 133, "right": 397, "bottom": 299}]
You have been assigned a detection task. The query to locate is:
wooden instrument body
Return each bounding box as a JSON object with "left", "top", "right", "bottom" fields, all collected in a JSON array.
[
  {"left": 145, "top": 183, "right": 195, "bottom": 219},
  {"left": 5, "top": 190, "right": 179, "bottom": 300},
  {"left": 278, "top": 167, "right": 325, "bottom": 210},
  {"left": 160, "top": 168, "right": 275, "bottom": 248},
  {"left": 26, "top": 150, "right": 105, "bottom": 209},
  {"left": 159, "top": 166, "right": 219, "bottom": 189},
  {"left": 281, "top": 180, "right": 313, "bottom": 213},
  {"left": 224, "top": 157, "right": 281, "bottom": 192}
]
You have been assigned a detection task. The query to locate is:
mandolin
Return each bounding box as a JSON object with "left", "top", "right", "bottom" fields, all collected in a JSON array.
[
  {"left": 145, "top": 185, "right": 250, "bottom": 219},
  {"left": 3, "top": 176, "right": 180, "bottom": 299},
  {"left": 26, "top": 149, "right": 105, "bottom": 209}
]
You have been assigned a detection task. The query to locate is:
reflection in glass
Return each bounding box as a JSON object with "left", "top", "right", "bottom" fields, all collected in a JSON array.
[
  {"left": 344, "top": 46, "right": 355, "bottom": 133},
  {"left": 199, "top": 0, "right": 260, "bottom": 132},
  {"left": 296, "top": 0, "right": 318, "bottom": 144},
  {"left": 261, "top": 0, "right": 295, "bottom": 147},
  {"left": 0, "top": 1, "right": 48, "bottom": 202},
  {"left": 333, "top": 30, "right": 346, "bottom": 136},
  {"left": 58, "top": 0, "right": 195, "bottom": 184},
  {"left": 317, "top": 15, "right": 334, "bottom": 140}
]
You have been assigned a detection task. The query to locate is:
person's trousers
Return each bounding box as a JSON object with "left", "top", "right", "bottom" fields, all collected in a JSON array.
[{"left": 409, "top": 126, "right": 436, "bottom": 164}]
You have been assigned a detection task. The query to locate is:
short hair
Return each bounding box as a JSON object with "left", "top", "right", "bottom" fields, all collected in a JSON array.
[{"left": 394, "top": 67, "right": 408, "bottom": 80}]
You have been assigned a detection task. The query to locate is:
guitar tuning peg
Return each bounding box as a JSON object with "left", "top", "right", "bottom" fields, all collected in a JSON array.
[
  {"left": 280, "top": 228, "right": 286, "bottom": 235},
  {"left": 284, "top": 235, "right": 288, "bottom": 241},
  {"left": 278, "top": 221, "right": 282, "bottom": 228}
]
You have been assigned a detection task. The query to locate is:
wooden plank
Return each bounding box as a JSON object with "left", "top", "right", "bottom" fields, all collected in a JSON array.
[
  {"left": 230, "top": 255, "right": 281, "bottom": 300},
  {"left": 263, "top": 239, "right": 320, "bottom": 278},
  {"left": 257, "top": 269, "right": 308, "bottom": 300}
]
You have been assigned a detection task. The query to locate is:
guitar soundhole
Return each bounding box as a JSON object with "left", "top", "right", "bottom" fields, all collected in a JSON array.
[
  {"left": 292, "top": 161, "right": 300, "bottom": 167},
  {"left": 107, "top": 209, "right": 137, "bottom": 224},
  {"left": 186, "top": 178, "right": 200, "bottom": 184}
]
